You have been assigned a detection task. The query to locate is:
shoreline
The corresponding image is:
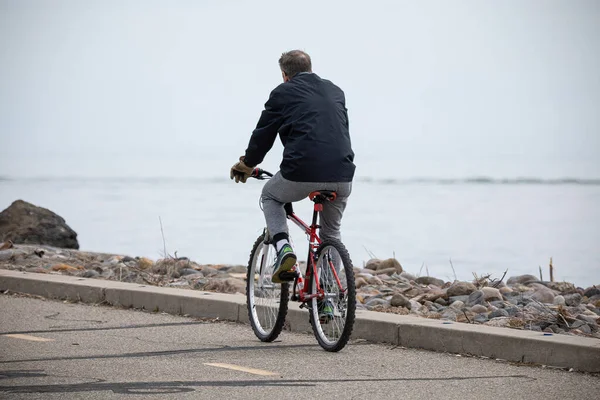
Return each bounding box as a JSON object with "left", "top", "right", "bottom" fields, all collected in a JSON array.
[{"left": 1, "top": 243, "right": 598, "bottom": 340}]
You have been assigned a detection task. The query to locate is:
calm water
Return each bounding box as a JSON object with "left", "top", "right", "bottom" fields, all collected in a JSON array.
[{"left": 1, "top": 175, "right": 598, "bottom": 287}]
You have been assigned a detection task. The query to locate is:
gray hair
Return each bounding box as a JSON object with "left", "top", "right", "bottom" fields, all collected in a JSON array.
[{"left": 278, "top": 50, "right": 312, "bottom": 78}]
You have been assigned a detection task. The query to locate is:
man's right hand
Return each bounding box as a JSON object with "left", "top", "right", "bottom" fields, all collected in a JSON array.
[{"left": 230, "top": 157, "right": 254, "bottom": 183}]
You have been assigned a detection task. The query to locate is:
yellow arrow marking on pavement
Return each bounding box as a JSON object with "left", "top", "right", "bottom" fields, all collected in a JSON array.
[
  {"left": 3, "top": 334, "right": 54, "bottom": 342},
  {"left": 203, "top": 363, "right": 278, "bottom": 376}
]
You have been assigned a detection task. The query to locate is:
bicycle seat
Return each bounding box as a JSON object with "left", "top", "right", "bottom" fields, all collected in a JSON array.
[{"left": 309, "top": 191, "right": 337, "bottom": 203}]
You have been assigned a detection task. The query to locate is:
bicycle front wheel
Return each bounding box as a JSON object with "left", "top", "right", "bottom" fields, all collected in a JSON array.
[
  {"left": 309, "top": 240, "right": 356, "bottom": 352},
  {"left": 246, "top": 232, "right": 289, "bottom": 342}
]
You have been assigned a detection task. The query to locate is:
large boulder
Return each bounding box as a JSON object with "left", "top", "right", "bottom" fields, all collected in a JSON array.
[
  {"left": 507, "top": 274, "right": 539, "bottom": 286},
  {"left": 447, "top": 281, "right": 477, "bottom": 297},
  {"left": 365, "top": 258, "right": 403, "bottom": 274},
  {"left": 415, "top": 276, "right": 445, "bottom": 287},
  {"left": 0, "top": 200, "right": 79, "bottom": 249}
]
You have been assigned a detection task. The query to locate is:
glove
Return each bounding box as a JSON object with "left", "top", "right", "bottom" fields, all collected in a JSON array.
[{"left": 230, "top": 156, "right": 254, "bottom": 183}]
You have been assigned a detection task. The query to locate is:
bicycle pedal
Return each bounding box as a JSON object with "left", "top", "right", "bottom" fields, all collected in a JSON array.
[{"left": 278, "top": 271, "right": 299, "bottom": 281}]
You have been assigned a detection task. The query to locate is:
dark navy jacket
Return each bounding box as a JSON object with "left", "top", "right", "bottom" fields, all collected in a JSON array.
[{"left": 244, "top": 73, "right": 355, "bottom": 183}]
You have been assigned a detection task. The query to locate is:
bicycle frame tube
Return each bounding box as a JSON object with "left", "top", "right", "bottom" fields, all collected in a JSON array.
[
  {"left": 286, "top": 204, "right": 325, "bottom": 302},
  {"left": 290, "top": 206, "right": 347, "bottom": 302}
]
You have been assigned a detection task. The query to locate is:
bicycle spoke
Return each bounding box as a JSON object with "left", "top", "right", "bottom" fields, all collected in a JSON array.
[
  {"left": 247, "top": 237, "right": 289, "bottom": 342},
  {"left": 310, "top": 242, "right": 355, "bottom": 351}
]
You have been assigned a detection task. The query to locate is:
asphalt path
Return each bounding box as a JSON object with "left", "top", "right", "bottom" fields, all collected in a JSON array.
[{"left": 0, "top": 293, "right": 598, "bottom": 399}]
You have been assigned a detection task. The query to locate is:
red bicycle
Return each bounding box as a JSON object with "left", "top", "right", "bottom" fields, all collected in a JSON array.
[{"left": 245, "top": 169, "right": 356, "bottom": 352}]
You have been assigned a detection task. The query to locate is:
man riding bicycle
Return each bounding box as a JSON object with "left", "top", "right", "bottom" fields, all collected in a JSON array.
[{"left": 230, "top": 50, "right": 356, "bottom": 287}]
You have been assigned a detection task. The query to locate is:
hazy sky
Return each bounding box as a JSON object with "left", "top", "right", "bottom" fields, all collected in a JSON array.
[{"left": 1, "top": 0, "right": 599, "bottom": 178}]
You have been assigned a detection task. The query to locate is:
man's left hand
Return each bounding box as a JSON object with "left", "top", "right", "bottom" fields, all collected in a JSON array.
[{"left": 230, "top": 157, "right": 254, "bottom": 183}]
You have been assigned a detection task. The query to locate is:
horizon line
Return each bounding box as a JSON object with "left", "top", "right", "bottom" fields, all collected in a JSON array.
[{"left": 1, "top": 175, "right": 599, "bottom": 186}]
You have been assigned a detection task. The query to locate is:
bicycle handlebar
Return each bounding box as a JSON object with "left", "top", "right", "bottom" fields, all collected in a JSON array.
[{"left": 251, "top": 168, "right": 274, "bottom": 180}]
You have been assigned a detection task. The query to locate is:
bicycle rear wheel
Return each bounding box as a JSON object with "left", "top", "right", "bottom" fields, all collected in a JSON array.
[
  {"left": 309, "top": 240, "right": 356, "bottom": 352},
  {"left": 246, "top": 232, "right": 289, "bottom": 342}
]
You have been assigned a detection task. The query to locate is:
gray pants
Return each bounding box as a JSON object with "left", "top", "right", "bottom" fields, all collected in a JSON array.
[{"left": 261, "top": 172, "right": 352, "bottom": 243}]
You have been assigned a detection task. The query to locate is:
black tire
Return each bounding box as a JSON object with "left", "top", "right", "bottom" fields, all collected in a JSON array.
[
  {"left": 309, "top": 240, "right": 356, "bottom": 352},
  {"left": 246, "top": 232, "right": 289, "bottom": 342}
]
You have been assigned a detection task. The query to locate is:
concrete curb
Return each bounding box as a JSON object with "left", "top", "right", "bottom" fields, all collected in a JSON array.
[{"left": 2, "top": 269, "right": 599, "bottom": 373}]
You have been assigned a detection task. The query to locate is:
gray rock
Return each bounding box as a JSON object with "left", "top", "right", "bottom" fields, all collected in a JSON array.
[
  {"left": 364, "top": 259, "right": 381, "bottom": 270},
  {"left": 106, "top": 256, "right": 122, "bottom": 266},
  {"left": 0, "top": 250, "right": 14, "bottom": 262},
  {"left": 167, "top": 281, "right": 191, "bottom": 289},
  {"left": 391, "top": 281, "right": 412, "bottom": 290},
  {"left": 481, "top": 287, "right": 503, "bottom": 301},
  {"left": 447, "top": 281, "right": 477, "bottom": 297},
  {"left": 180, "top": 268, "right": 202, "bottom": 276},
  {"left": 531, "top": 288, "right": 555, "bottom": 304},
  {"left": 577, "top": 314, "right": 599, "bottom": 325},
  {"left": 368, "top": 276, "right": 384, "bottom": 285},
  {"left": 355, "top": 277, "right": 368, "bottom": 289},
  {"left": 507, "top": 274, "right": 539, "bottom": 286},
  {"left": 583, "top": 286, "right": 600, "bottom": 298},
  {"left": 400, "top": 271, "right": 417, "bottom": 281},
  {"left": 0, "top": 200, "right": 79, "bottom": 249},
  {"left": 518, "top": 295, "right": 534, "bottom": 306},
  {"left": 474, "top": 314, "right": 488, "bottom": 323},
  {"left": 449, "top": 300, "right": 465, "bottom": 310},
  {"left": 201, "top": 266, "right": 219, "bottom": 277},
  {"left": 390, "top": 293, "right": 410, "bottom": 308},
  {"left": 101, "top": 269, "right": 115, "bottom": 279},
  {"left": 529, "top": 324, "right": 542, "bottom": 332},
  {"left": 435, "top": 297, "right": 448, "bottom": 306},
  {"left": 483, "top": 317, "right": 511, "bottom": 327},
  {"left": 489, "top": 309, "right": 509, "bottom": 318},
  {"left": 409, "top": 299, "right": 422, "bottom": 312},
  {"left": 80, "top": 270, "right": 99, "bottom": 278},
  {"left": 121, "top": 256, "right": 135, "bottom": 263},
  {"left": 564, "top": 293, "right": 582, "bottom": 307},
  {"left": 466, "top": 290, "right": 485, "bottom": 307},
  {"left": 470, "top": 304, "right": 488, "bottom": 314},
  {"left": 449, "top": 295, "right": 469, "bottom": 304},
  {"left": 570, "top": 320, "right": 587, "bottom": 329},
  {"left": 192, "top": 279, "right": 207, "bottom": 289},
  {"left": 546, "top": 281, "right": 577, "bottom": 294},
  {"left": 524, "top": 302, "right": 547, "bottom": 314},
  {"left": 415, "top": 276, "right": 445, "bottom": 287},
  {"left": 390, "top": 273, "right": 409, "bottom": 281},
  {"left": 589, "top": 294, "right": 600, "bottom": 303},
  {"left": 553, "top": 295, "right": 566, "bottom": 306},
  {"left": 229, "top": 265, "right": 248, "bottom": 274},
  {"left": 122, "top": 272, "right": 143, "bottom": 283},
  {"left": 505, "top": 306, "right": 520, "bottom": 316},
  {"left": 578, "top": 324, "right": 593, "bottom": 334},
  {"left": 365, "top": 298, "right": 389, "bottom": 308},
  {"left": 504, "top": 297, "right": 519, "bottom": 306},
  {"left": 371, "top": 258, "right": 403, "bottom": 274},
  {"left": 441, "top": 309, "right": 457, "bottom": 321}
]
